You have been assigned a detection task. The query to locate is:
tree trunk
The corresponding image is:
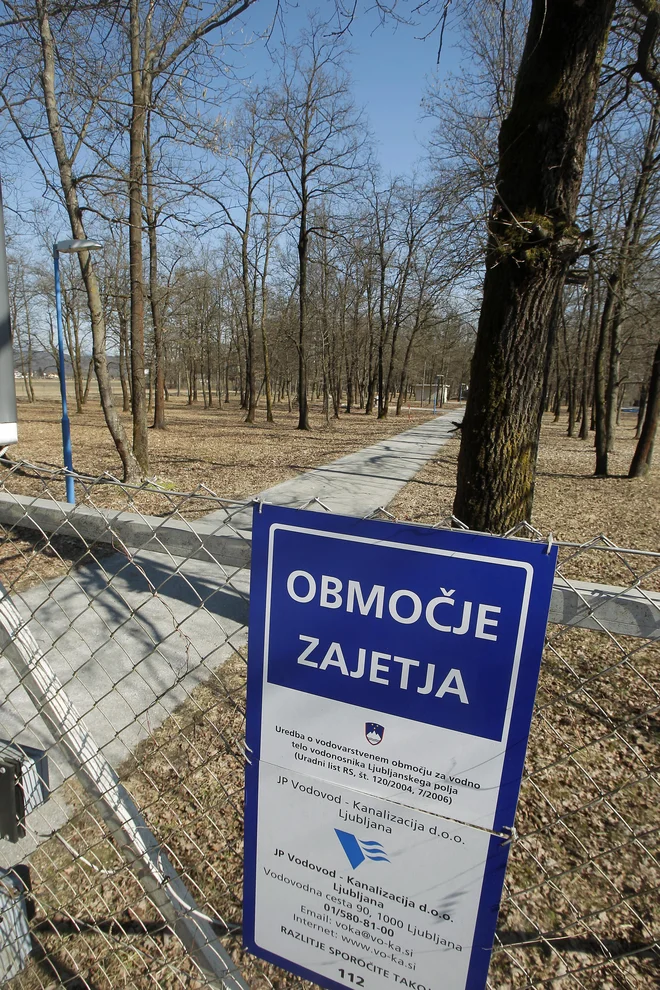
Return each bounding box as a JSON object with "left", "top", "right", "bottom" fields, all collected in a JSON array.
[
  {"left": 553, "top": 341, "right": 561, "bottom": 423},
  {"left": 396, "top": 310, "right": 424, "bottom": 416},
  {"left": 453, "top": 0, "right": 615, "bottom": 531},
  {"left": 118, "top": 312, "right": 131, "bottom": 412},
  {"left": 605, "top": 319, "right": 622, "bottom": 452},
  {"left": 636, "top": 384, "right": 648, "bottom": 438},
  {"left": 128, "top": 0, "right": 149, "bottom": 470},
  {"left": 242, "top": 198, "right": 256, "bottom": 424},
  {"left": 297, "top": 192, "right": 310, "bottom": 430},
  {"left": 377, "top": 246, "right": 388, "bottom": 419},
  {"left": 629, "top": 338, "right": 660, "bottom": 477},
  {"left": 12, "top": 287, "right": 33, "bottom": 402},
  {"left": 578, "top": 271, "right": 597, "bottom": 440},
  {"left": 600, "top": 100, "right": 660, "bottom": 467},
  {"left": 145, "top": 110, "right": 166, "bottom": 431},
  {"left": 261, "top": 305, "right": 274, "bottom": 423},
  {"left": 83, "top": 358, "right": 93, "bottom": 404},
  {"left": 594, "top": 275, "right": 617, "bottom": 475},
  {"left": 36, "top": 0, "right": 140, "bottom": 482},
  {"left": 25, "top": 304, "right": 35, "bottom": 402},
  {"left": 261, "top": 195, "right": 274, "bottom": 423}
]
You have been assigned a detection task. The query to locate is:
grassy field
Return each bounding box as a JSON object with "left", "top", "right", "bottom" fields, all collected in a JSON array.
[{"left": 7, "top": 382, "right": 438, "bottom": 505}]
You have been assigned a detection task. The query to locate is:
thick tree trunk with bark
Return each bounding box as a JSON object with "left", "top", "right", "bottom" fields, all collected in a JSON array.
[
  {"left": 629, "top": 337, "right": 660, "bottom": 477},
  {"left": 453, "top": 0, "right": 615, "bottom": 532}
]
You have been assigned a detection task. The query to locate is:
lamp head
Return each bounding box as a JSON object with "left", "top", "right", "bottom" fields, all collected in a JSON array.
[{"left": 54, "top": 238, "right": 103, "bottom": 254}]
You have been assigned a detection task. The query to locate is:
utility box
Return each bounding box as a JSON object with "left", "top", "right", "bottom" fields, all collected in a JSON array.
[
  {"left": 0, "top": 866, "right": 33, "bottom": 982},
  {"left": 414, "top": 383, "right": 450, "bottom": 404},
  {"left": 0, "top": 742, "right": 49, "bottom": 842}
]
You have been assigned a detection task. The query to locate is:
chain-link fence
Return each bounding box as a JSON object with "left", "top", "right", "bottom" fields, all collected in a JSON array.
[{"left": 0, "top": 460, "right": 657, "bottom": 990}]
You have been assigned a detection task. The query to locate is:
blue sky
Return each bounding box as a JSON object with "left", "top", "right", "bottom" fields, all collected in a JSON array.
[
  {"left": 2, "top": 2, "right": 464, "bottom": 253},
  {"left": 236, "top": 2, "right": 462, "bottom": 177}
]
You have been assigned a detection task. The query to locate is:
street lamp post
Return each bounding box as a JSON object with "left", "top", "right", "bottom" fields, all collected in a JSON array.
[
  {"left": 53, "top": 238, "right": 102, "bottom": 504},
  {"left": 0, "top": 180, "right": 17, "bottom": 453}
]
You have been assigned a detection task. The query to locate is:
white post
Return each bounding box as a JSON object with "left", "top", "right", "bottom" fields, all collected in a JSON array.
[{"left": 0, "top": 181, "right": 17, "bottom": 449}]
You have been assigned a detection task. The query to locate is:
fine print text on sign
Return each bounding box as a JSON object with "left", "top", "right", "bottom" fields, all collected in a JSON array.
[{"left": 244, "top": 505, "right": 557, "bottom": 990}]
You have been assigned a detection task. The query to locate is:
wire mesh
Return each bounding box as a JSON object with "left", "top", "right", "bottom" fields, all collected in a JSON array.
[{"left": 0, "top": 460, "right": 657, "bottom": 990}]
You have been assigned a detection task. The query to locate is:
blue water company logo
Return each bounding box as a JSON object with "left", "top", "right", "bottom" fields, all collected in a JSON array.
[
  {"left": 335, "top": 829, "right": 390, "bottom": 869},
  {"left": 365, "top": 722, "right": 385, "bottom": 745}
]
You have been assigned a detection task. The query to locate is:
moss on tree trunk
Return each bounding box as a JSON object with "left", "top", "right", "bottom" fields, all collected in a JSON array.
[{"left": 453, "top": 0, "right": 616, "bottom": 532}]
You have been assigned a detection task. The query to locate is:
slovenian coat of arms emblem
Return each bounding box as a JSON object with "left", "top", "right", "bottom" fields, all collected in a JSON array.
[{"left": 365, "top": 722, "right": 385, "bottom": 745}]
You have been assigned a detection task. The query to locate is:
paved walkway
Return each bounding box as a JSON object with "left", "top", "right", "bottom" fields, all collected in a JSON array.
[
  {"left": 1, "top": 409, "right": 461, "bottom": 858},
  {"left": 207, "top": 406, "right": 462, "bottom": 521}
]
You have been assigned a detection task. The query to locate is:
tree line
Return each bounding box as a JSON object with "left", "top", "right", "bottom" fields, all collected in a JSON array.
[
  {"left": 2, "top": 1, "right": 660, "bottom": 529},
  {"left": 1, "top": 0, "right": 470, "bottom": 482}
]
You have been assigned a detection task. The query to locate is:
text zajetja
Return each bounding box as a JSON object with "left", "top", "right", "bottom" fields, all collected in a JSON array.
[{"left": 285, "top": 571, "right": 504, "bottom": 705}]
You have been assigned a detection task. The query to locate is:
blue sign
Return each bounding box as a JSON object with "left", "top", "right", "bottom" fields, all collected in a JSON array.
[
  {"left": 263, "top": 525, "right": 534, "bottom": 742},
  {"left": 244, "top": 504, "right": 557, "bottom": 990}
]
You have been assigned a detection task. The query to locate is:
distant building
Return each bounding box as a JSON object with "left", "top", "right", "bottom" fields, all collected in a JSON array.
[{"left": 415, "top": 383, "right": 450, "bottom": 404}]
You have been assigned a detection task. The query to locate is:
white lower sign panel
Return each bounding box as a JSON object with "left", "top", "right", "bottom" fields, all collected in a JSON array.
[{"left": 244, "top": 763, "right": 506, "bottom": 990}]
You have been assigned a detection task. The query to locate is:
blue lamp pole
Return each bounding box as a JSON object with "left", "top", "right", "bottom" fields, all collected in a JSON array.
[
  {"left": 53, "top": 238, "right": 102, "bottom": 504},
  {"left": 0, "top": 179, "right": 18, "bottom": 452}
]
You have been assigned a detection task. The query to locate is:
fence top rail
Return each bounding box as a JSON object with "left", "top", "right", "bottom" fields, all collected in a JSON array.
[
  {"left": 0, "top": 489, "right": 659, "bottom": 641},
  {"left": 1, "top": 486, "right": 659, "bottom": 557}
]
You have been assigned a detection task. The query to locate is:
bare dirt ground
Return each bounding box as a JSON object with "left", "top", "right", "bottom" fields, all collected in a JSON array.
[
  {"left": 3, "top": 393, "right": 658, "bottom": 990},
  {"left": 390, "top": 412, "right": 660, "bottom": 589},
  {"left": 0, "top": 387, "right": 438, "bottom": 588},
  {"left": 5, "top": 382, "right": 437, "bottom": 504},
  {"left": 390, "top": 412, "right": 660, "bottom": 550}
]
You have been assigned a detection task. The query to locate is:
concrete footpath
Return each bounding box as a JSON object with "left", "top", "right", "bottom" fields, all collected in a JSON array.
[
  {"left": 0, "top": 408, "right": 461, "bottom": 858},
  {"left": 209, "top": 405, "right": 462, "bottom": 521}
]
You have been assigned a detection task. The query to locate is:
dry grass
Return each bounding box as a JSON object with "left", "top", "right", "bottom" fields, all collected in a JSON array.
[
  {"left": 8, "top": 655, "right": 308, "bottom": 990},
  {"left": 390, "top": 412, "right": 660, "bottom": 547},
  {"left": 9, "top": 635, "right": 657, "bottom": 990},
  {"left": 0, "top": 530, "right": 116, "bottom": 593},
  {"left": 2, "top": 398, "right": 659, "bottom": 989},
  {"left": 390, "top": 413, "right": 660, "bottom": 586},
  {"left": 5, "top": 385, "right": 435, "bottom": 512}
]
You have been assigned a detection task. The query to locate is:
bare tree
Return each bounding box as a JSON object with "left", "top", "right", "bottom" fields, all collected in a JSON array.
[
  {"left": 206, "top": 89, "right": 280, "bottom": 423},
  {"left": 8, "top": 255, "right": 36, "bottom": 401},
  {"left": 267, "top": 17, "right": 366, "bottom": 429},
  {"left": 593, "top": 96, "right": 660, "bottom": 474},
  {"left": 629, "top": 334, "right": 660, "bottom": 475},
  {"left": 121, "top": 0, "right": 263, "bottom": 468},
  {"left": 5, "top": 1, "right": 143, "bottom": 480}
]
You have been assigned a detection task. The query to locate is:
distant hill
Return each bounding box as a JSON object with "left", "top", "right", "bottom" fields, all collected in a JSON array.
[{"left": 13, "top": 347, "right": 120, "bottom": 377}]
